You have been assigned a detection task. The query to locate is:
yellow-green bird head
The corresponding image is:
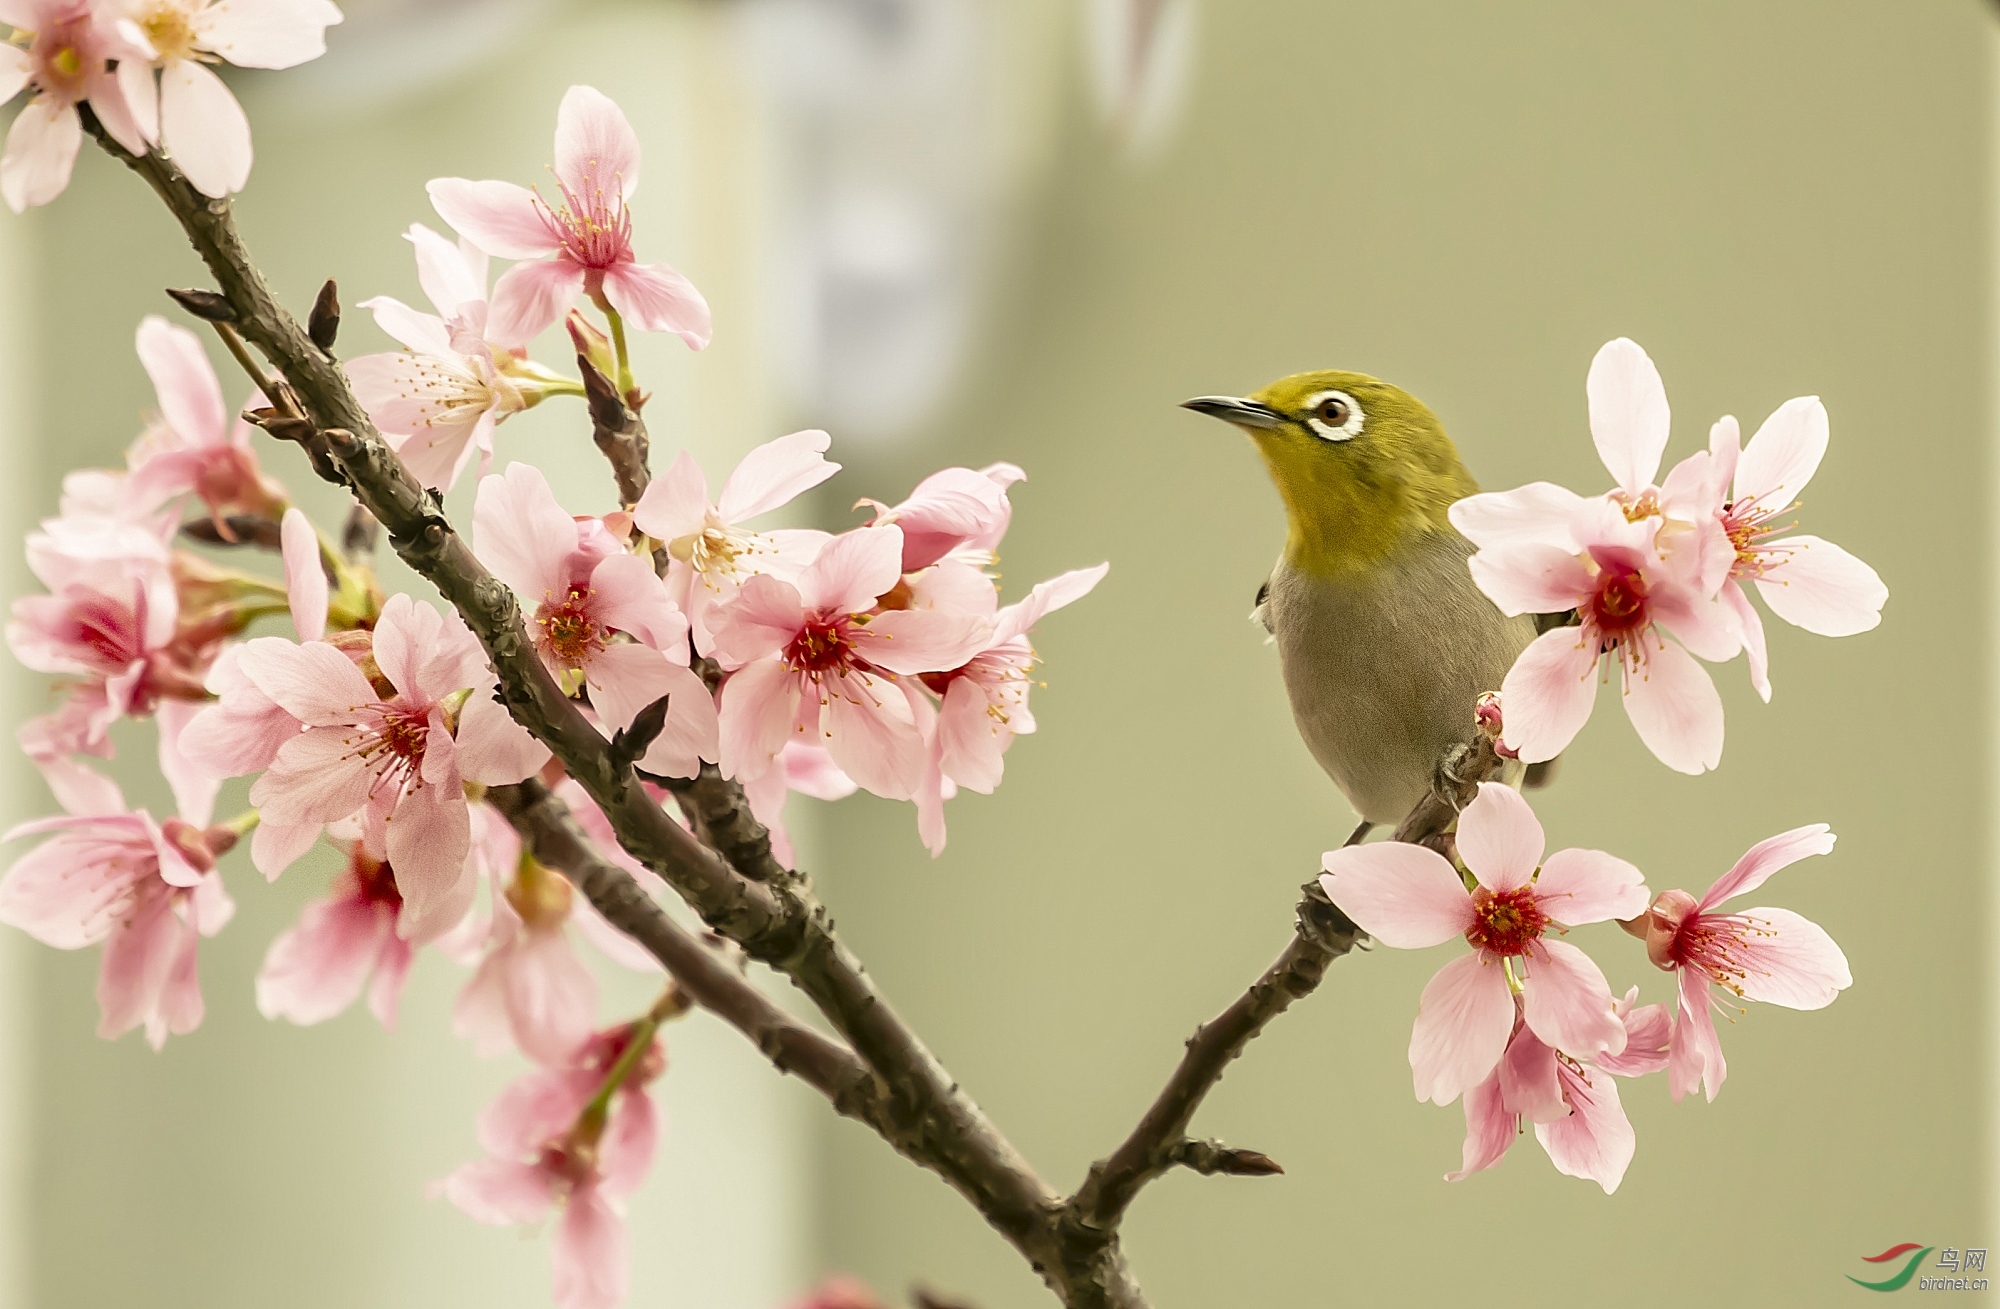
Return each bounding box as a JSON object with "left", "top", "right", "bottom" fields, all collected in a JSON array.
[{"left": 1184, "top": 370, "right": 1481, "bottom": 576}]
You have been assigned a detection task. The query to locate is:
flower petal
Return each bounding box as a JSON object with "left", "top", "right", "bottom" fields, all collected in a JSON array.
[
  {"left": 1669, "top": 968, "right": 1726, "bottom": 1102},
  {"left": 1448, "top": 482, "right": 1586, "bottom": 553},
  {"left": 715, "top": 429, "right": 839, "bottom": 524},
  {"left": 1729, "top": 906, "right": 1852, "bottom": 1009},
  {"left": 1519, "top": 939, "right": 1625, "bottom": 1058},
  {"left": 456, "top": 687, "right": 551, "bottom": 785},
  {"left": 1734, "top": 395, "right": 1827, "bottom": 506},
  {"left": 1497, "top": 627, "right": 1599, "bottom": 764},
  {"left": 1409, "top": 952, "right": 1514, "bottom": 1106},
  {"left": 706, "top": 573, "right": 806, "bottom": 669},
  {"left": 1620, "top": 636, "right": 1724, "bottom": 775},
  {"left": 588, "top": 552, "right": 686, "bottom": 654},
  {"left": 1531, "top": 847, "right": 1648, "bottom": 926},
  {"left": 195, "top": 0, "right": 342, "bottom": 69},
  {"left": 1498, "top": 1025, "right": 1566, "bottom": 1124},
  {"left": 717, "top": 658, "right": 799, "bottom": 782},
  {"left": 237, "top": 637, "right": 376, "bottom": 725},
  {"left": 473, "top": 462, "right": 577, "bottom": 601},
  {"left": 1456, "top": 783, "right": 1544, "bottom": 893},
  {"left": 1586, "top": 337, "right": 1671, "bottom": 493},
  {"left": 1535, "top": 1061, "right": 1636, "bottom": 1193},
  {"left": 1721, "top": 580, "right": 1770, "bottom": 702},
  {"left": 486, "top": 257, "right": 587, "bottom": 348},
  {"left": 798, "top": 526, "right": 904, "bottom": 616},
  {"left": 552, "top": 1186, "right": 629, "bottom": 1309},
  {"left": 280, "top": 508, "right": 327, "bottom": 642},
  {"left": 1443, "top": 1069, "right": 1515, "bottom": 1183},
  {"left": 384, "top": 784, "right": 473, "bottom": 942},
  {"left": 159, "top": 59, "right": 252, "bottom": 198},
  {"left": 427, "top": 178, "right": 561, "bottom": 261},
  {"left": 821, "top": 670, "right": 925, "bottom": 800},
  {"left": 1466, "top": 543, "right": 1592, "bottom": 617},
  {"left": 405, "top": 222, "right": 489, "bottom": 319},
  {"left": 1698, "top": 823, "right": 1833, "bottom": 909},
  {"left": 135, "top": 315, "right": 227, "bottom": 447},
  {"left": 1317, "top": 841, "right": 1472, "bottom": 948},
  {"left": 600, "top": 261, "right": 712, "bottom": 350},
  {"left": 1, "top": 96, "right": 81, "bottom": 212},
  {"left": 630, "top": 449, "right": 709, "bottom": 542},
  {"left": 1754, "top": 536, "right": 1887, "bottom": 637},
  {"left": 553, "top": 84, "right": 642, "bottom": 199}
]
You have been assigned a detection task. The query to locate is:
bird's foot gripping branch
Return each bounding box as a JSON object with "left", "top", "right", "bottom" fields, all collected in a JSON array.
[{"left": 0, "top": 18, "right": 1883, "bottom": 1309}]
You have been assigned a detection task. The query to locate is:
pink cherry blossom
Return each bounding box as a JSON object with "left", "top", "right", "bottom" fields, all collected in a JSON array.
[
  {"left": 1451, "top": 341, "right": 1742, "bottom": 774},
  {"left": 0, "top": 759, "right": 235, "bottom": 1048},
  {"left": 630, "top": 430, "right": 839, "bottom": 656},
  {"left": 907, "top": 562, "right": 1107, "bottom": 854},
  {"left": 453, "top": 830, "right": 601, "bottom": 1067},
  {"left": 1632, "top": 824, "right": 1851, "bottom": 1103},
  {"left": 428, "top": 84, "right": 710, "bottom": 349},
  {"left": 708, "top": 525, "right": 991, "bottom": 800},
  {"left": 123, "top": 315, "right": 285, "bottom": 532},
  {"left": 1449, "top": 987, "right": 1669, "bottom": 1193},
  {"left": 8, "top": 501, "right": 193, "bottom": 760},
  {"left": 1703, "top": 399, "right": 1887, "bottom": 700},
  {"left": 0, "top": 1, "right": 153, "bottom": 211},
  {"left": 256, "top": 839, "right": 414, "bottom": 1028},
  {"left": 862, "top": 462, "right": 1025, "bottom": 572},
  {"left": 348, "top": 224, "right": 572, "bottom": 492},
  {"left": 104, "top": 0, "right": 342, "bottom": 198},
  {"left": 741, "top": 741, "right": 857, "bottom": 868},
  {"left": 440, "top": 1023, "right": 663, "bottom": 1309},
  {"left": 1319, "top": 783, "right": 1649, "bottom": 1105},
  {"left": 474, "top": 461, "right": 717, "bottom": 778},
  {"left": 214, "top": 595, "right": 545, "bottom": 934},
  {"left": 1458, "top": 495, "right": 1739, "bottom": 775}
]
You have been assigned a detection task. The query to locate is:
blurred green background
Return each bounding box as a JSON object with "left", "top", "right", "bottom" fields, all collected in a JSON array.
[{"left": 1, "top": 1, "right": 1992, "bottom": 1307}]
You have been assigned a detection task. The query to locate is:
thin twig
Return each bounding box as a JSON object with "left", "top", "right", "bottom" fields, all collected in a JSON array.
[{"left": 1062, "top": 739, "right": 1501, "bottom": 1247}]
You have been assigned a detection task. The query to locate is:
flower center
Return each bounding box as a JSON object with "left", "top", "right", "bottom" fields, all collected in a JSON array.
[
  {"left": 139, "top": 4, "right": 200, "bottom": 62},
  {"left": 32, "top": 22, "right": 91, "bottom": 100},
  {"left": 1720, "top": 493, "right": 1798, "bottom": 581},
  {"left": 1587, "top": 562, "right": 1651, "bottom": 649},
  {"left": 506, "top": 855, "right": 574, "bottom": 930},
  {"left": 536, "top": 587, "right": 603, "bottom": 668},
  {"left": 537, "top": 163, "right": 633, "bottom": 270},
  {"left": 350, "top": 702, "right": 429, "bottom": 797},
  {"left": 1464, "top": 884, "right": 1548, "bottom": 957},
  {"left": 786, "top": 617, "right": 858, "bottom": 676},
  {"left": 345, "top": 849, "right": 401, "bottom": 907},
  {"left": 1671, "top": 913, "right": 1775, "bottom": 996}
]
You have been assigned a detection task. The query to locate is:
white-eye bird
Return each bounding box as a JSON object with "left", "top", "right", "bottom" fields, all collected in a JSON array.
[{"left": 1185, "top": 371, "right": 1535, "bottom": 830}]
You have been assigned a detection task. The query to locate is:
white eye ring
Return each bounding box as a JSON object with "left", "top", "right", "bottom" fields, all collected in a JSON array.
[{"left": 1303, "top": 389, "right": 1364, "bottom": 442}]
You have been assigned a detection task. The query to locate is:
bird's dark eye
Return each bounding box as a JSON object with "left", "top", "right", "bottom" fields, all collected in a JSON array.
[{"left": 1316, "top": 397, "right": 1349, "bottom": 426}]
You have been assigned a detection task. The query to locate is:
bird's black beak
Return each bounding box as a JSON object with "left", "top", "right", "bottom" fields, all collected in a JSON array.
[{"left": 1180, "top": 395, "right": 1288, "bottom": 431}]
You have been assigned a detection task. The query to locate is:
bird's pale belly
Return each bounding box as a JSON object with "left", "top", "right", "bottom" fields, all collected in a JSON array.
[{"left": 1265, "top": 534, "right": 1534, "bottom": 826}]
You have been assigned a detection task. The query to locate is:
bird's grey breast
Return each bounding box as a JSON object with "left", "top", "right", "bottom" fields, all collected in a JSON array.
[{"left": 1263, "top": 532, "right": 1534, "bottom": 824}]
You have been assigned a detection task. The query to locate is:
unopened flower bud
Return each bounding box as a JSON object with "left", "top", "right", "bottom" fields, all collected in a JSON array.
[
  {"left": 566, "top": 309, "right": 617, "bottom": 381},
  {"left": 308, "top": 278, "right": 340, "bottom": 352},
  {"left": 1641, "top": 888, "right": 1699, "bottom": 970},
  {"left": 166, "top": 286, "right": 235, "bottom": 322},
  {"left": 1473, "top": 691, "right": 1520, "bottom": 760}
]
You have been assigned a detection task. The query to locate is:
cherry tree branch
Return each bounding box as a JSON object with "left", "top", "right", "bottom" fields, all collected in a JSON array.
[
  {"left": 1062, "top": 740, "right": 1502, "bottom": 1247},
  {"left": 84, "top": 122, "right": 1118, "bottom": 1307},
  {"left": 485, "top": 777, "right": 881, "bottom": 1119}
]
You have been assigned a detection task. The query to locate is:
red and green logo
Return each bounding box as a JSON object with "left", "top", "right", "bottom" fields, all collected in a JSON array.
[{"left": 1848, "top": 1244, "right": 1934, "bottom": 1292}]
